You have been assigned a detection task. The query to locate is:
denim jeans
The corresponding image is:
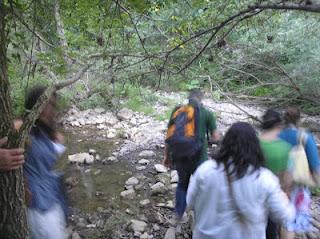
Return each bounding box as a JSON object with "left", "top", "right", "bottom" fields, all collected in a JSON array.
[{"left": 174, "top": 158, "right": 203, "bottom": 218}]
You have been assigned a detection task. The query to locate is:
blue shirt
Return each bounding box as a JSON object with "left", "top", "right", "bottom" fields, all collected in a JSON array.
[
  {"left": 24, "top": 130, "right": 66, "bottom": 214},
  {"left": 279, "top": 127, "right": 320, "bottom": 172}
]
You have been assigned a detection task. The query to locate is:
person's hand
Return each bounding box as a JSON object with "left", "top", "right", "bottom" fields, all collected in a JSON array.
[
  {"left": 54, "top": 132, "right": 65, "bottom": 144},
  {"left": 163, "top": 156, "right": 171, "bottom": 169},
  {"left": 0, "top": 137, "right": 25, "bottom": 171}
]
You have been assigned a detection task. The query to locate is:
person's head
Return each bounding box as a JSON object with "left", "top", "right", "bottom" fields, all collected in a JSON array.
[
  {"left": 284, "top": 107, "right": 300, "bottom": 126},
  {"left": 214, "top": 122, "right": 265, "bottom": 179},
  {"left": 25, "top": 85, "right": 57, "bottom": 126},
  {"left": 188, "top": 89, "right": 203, "bottom": 104},
  {"left": 261, "top": 109, "right": 282, "bottom": 130}
]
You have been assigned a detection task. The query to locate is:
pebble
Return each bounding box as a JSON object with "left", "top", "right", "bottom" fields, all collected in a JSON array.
[
  {"left": 154, "top": 164, "right": 168, "bottom": 173},
  {"left": 120, "top": 189, "right": 136, "bottom": 199},
  {"left": 130, "top": 219, "right": 147, "bottom": 233}
]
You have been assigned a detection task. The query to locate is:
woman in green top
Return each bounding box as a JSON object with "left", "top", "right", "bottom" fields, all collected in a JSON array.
[{"left": 259, "top": 109, "right": 293, "bottom": 239}]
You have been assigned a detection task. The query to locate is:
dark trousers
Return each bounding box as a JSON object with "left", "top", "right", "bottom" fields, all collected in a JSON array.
[
  {"left": 266, "top": 218, "right": 280, "bottom": 239},
  {"left": 174, "top": 158, "right": 202, "bottom": 218}
]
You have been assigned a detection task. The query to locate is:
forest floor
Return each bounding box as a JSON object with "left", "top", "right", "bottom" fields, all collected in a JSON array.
[{"left": 58, "top": 93, "right": 320, "bottom": 239}]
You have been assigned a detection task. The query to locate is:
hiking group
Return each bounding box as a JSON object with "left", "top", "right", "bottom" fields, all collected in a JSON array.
[
  {"left": 0, "top": 86, "right": 319, "bottom": 239},
  {"left": 164, "top": 89, "right": 320, "bottom": 239}
]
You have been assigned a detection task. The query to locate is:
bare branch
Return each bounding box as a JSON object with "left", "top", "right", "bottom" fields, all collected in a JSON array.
[{"left": 251, "top": 2, "right": 320, "bottom": 13}]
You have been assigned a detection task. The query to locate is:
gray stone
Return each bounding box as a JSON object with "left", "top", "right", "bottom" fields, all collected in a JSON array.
[
  {"left": 125, "top": 177, "right": 139, "bottom": 186},
  {"left": 170, "top": 170, "right": 179, "bottom": 183},
  {"left": 136, "top": 166, "right": 146, "bottom": 171},
  {"left": 139, "top": 199, "right": 151, "bottom": 206},
  {"left": 120, "top": 189, "right": 136, "bottom": 199},
  {"left": 89, "top": 149, "right": 96, "bottom": 155},
  {"left": 155, "top": 173, "right": 170, "bottom": 185},
  {"left": 164, "top": 227, "right": 176, "bottom": 239},
  {"left": 151, "top": 182, "right": 167, "bottom": 195},
  {"left": 68, "top": 153, "right": 94, "bottom": 164},
  {"left": 166, "top": 200, "right": 174, "bottom": 209},
  {"left": 153, "top": 224, "right": 160, "bottom": 231},
  {"left": 138, "top": 159, "right": 150, "bottom": 165},
  {"left": 130, "top": 219, "right": 147, "bottom": 233},
  {"left": 140, "top": 232, "right": 149, "bottom": 239},
  {"left": 154, "top": 164, "right": 168, "bottom": 173},
  {"left": 139, "top": 150, "right": 156, "bottom": 158},
  {"left": 94, "top": 108, "right": 105, "bottom": 114},
  {"left": 117, "top": 108, "right": 134, "bottom": 121}
]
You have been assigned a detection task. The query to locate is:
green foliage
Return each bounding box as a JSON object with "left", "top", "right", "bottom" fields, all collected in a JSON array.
[{"left": 5, "top": 0, "right": 320, "bottom": 117}]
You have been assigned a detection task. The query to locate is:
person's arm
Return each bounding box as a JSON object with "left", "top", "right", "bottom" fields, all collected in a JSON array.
[
  {"left": 0, "top": 137, "right": 25, "bottom": 171},
  {"left": 186, "top": 168, "right": 201, "bottom": 210},
  {"left": 305, "top": 134, "right": 320, "bottom": 173},
  {"left": 163, "top": 144, "right": 171, "bottom": 168},
  {"left": 265, "top": 172, "right": 295, "bottom": 224},
  {"left": 206, "top": 110, "right": 221, "bottom": 143}
]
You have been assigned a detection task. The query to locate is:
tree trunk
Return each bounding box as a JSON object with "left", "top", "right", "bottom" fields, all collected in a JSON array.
[
  {"left": 0, "top": 3, "right": 29, "bottom": 238},
  {"left": 54, "top": 0, "right": 72, "bottom": 66}
]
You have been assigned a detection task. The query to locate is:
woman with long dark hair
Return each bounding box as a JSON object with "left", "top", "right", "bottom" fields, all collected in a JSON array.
[{"left": 187, "top": 122, "right": 295, "bottom": 239}]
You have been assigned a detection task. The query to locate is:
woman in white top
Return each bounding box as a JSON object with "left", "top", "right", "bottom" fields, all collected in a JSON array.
[{"left": 187, "top": 122, "right": 295, "bottom": 239}]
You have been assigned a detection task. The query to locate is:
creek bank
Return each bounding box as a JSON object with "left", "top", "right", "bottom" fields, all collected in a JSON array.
[{"left": 60, "top": 95, "right": 320, "bottom": 239}]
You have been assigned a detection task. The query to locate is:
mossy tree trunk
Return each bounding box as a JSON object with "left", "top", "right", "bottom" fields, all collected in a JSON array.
[{"left": 0, "top": 2, "right": 29, "bottom": 238}]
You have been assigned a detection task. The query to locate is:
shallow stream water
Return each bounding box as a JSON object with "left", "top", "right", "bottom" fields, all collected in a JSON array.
[{"left": 56, "top": 127, "right": 130, "bottom": 212}]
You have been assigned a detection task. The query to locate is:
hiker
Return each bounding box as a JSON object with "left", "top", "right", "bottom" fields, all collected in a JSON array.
[
  {"left": 279, "top": 107, "right": 320, "bottom": 237},
  {"left": 23, "top": 86, "right": 68, "bottom": 239},
  {"left": 0, "top": 137, "right": 24, "bottom": 171},
  {"left": 163, "top": 89, "right": 219, "bottom": 222},
  {"left": 259, "top": 109, "right": 293, "bottom": 239},
  {"left": 187, "top": 122, "right": 295, "bottom": 239}
]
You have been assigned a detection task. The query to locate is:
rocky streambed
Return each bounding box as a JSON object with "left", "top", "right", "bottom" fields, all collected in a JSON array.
[{"left": 58, "top": 96, "right": 320, "bottom": 239}]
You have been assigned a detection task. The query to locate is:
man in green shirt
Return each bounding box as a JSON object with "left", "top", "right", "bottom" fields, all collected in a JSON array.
[{"left": 163, "top": 89, "right": 219, "bottom": 221}]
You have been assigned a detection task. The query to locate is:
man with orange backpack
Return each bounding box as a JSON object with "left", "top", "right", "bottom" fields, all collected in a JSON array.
[{"left": 163, "top": 89, "right": 220, "bottom": 222}]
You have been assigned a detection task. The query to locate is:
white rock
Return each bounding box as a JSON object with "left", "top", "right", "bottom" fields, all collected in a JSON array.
[
  {"left": 68, "top": 153, "right": 94, "bottom": 164},
  {"left": 97, "top": 124, "right": 107, "bottom": 130},
  {"left": 166, "top": 200, "right": 174, "bottom": 209},
  {"left": 78, "top": 118, "right": 86, "bottom": 125},
  {"left": 154, "top": 164, "right": 168, "bottom": 173},
  {"left": 139, "top": 199, "right": 151, "bottom": 206},
  {"left": 86, "top": 224, "right": 96, "bottom": 228},
  {"left": 130, "top": 219, "right": 147, "bottom": 233},
  {"left": 120, "top": 189, "right": 136, "bottom": 199},
  {"left": 107, "top": 129, "right": 117, "bottom": 139},
  {"left": 95, "top": 154, "right": 101, "bottom": 161},
  {"left": 153, "top": 224, "right": 160, "bottom": 231},
  {"left": 170, "top": 170, "right": 179, "bottom": 183},
  {"left": 151, "top": 182, "right": 166, "bottom": 195},
  {"left": 107, "top": 156, "right": 118, "bottom": 162},
  {"left": 139, "top": 150, "right": 156, "bottom": 158},
  {"left": 71, "top": 121, "right": 80, "bottom": 127},
  {"left": 117, "top": 108, "right": 134, "bottom": 121},
  {"left": 138, "top": 159, "right": 150, "bottom": 165},
  {"left": 136, "top": 166, "right": 146, "bottom": 171},
  {"left": 94, "top": 108, "right": 105, "bottom": 114},
  {"left": 89, "top": 149, "right": 96, "bottom": 155},
  {"left": 104, "top": 112, "right": 118, "bottom": 125},
  {"left": 140, "top": 232, "right": 149, "bottom": 239},
  {"left": 164, "top": 227, "right": 176, "bottom": 239},
  {"left": 126, "top": 177, "right": 139, "bottom": 186}
]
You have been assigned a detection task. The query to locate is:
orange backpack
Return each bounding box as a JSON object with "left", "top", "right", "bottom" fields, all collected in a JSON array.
[{"left": 165, "top": 104, "right": 202, "bottom": 159}]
